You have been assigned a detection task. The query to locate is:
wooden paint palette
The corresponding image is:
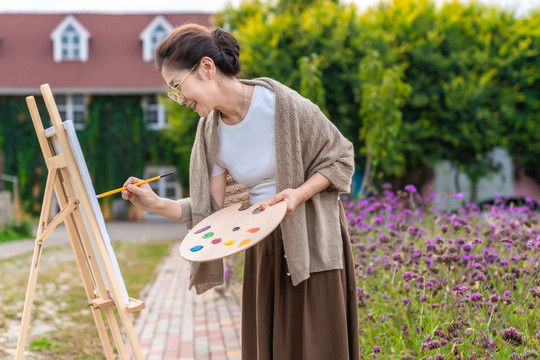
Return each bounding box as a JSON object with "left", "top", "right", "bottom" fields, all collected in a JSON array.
[{"left": 179, "top": 201, "right": 287, "bottom": 262}]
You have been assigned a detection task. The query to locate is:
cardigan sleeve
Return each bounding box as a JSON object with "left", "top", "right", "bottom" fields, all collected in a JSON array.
[{"left": 179, "top": 197, "right": 193, "bottom": 230}]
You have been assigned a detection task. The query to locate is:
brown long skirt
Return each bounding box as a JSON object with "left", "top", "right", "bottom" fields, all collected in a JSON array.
[{"left": 241, "top": 201, "right": 360, "bottom": 360}]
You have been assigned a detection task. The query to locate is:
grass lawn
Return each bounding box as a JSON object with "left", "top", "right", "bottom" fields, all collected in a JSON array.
[{"left": 0, "top": 238, "right": 175, "bottom": 359}]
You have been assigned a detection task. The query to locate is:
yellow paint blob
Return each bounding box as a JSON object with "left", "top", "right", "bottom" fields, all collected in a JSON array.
[{"left": 224, "top": 240, "right": 234, "bottom": 245}]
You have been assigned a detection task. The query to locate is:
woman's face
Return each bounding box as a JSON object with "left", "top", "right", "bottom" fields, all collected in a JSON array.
[{"left": 162, "top": 62, "right": 215, "bottom": 117}]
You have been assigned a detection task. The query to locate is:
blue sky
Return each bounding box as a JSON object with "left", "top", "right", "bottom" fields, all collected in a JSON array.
[{"left": 0, "top": 0, "right": 539, "bottom": 14}]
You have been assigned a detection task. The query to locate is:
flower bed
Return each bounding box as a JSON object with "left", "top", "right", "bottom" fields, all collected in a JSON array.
[{"left": 345, "top": 184, "right": 539, "bottom": 359}]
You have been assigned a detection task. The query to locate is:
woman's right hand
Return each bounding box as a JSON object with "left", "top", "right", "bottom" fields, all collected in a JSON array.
[{"left": 121, "top": 176, "right": 163, "bottom": 214}]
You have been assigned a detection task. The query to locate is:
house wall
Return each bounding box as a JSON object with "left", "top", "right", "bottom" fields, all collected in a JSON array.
[{"left": 421, "top": 147, "right": 540, "bottom": 208}]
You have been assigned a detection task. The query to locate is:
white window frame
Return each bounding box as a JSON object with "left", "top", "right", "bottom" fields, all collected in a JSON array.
[
  {"left": 50, "top": 15, "right": 90, "bottom": 62},
  {"left": 56, "top": 94, "right": 88, "bottom": 130},
  {"left": 142, "top": 95, "right": 168, "bottom": 130},
  {"left": 143, "top": 166, "right": 180, "bottom": 219},
  {"left": 139, "top": 16, "right": 173, "bottom": 62}
]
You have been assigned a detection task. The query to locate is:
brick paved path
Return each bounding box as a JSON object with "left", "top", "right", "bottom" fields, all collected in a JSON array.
[{"left": 127, "top": 243, "right": 242, "bottom": 360}]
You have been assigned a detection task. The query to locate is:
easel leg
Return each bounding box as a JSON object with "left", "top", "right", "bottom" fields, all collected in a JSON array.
[
  {"left": 105, "top": 307, "right": 129, "bottom": 359},
  {"left": 15, "top": 242, "right": 44, "bottom": 360},
  {"left": 118, "top": 309, "right": 145, "bottom": 359},
  {"left": 16, "top": 169, "right": 56, "bottom": 359},
  {"left": 63, "top": 213, "right": 116, "bottom": 360}
]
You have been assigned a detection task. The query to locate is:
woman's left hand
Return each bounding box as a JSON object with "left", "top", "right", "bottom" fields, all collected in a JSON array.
[{"left": 259, "top": 188, "right": 305, "bottom": 218}]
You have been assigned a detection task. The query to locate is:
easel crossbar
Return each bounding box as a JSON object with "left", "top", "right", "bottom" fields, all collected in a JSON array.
[{"left": 36, "top": 199, "right": 79, "bottom": 245}]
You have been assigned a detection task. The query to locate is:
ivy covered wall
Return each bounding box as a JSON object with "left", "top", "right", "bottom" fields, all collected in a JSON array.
[
  {"left": 0, "top": 95, "right": 182, "bottom": 217},
  {"left": 0, "top": 96, "right": 47, "bottom": 214}
]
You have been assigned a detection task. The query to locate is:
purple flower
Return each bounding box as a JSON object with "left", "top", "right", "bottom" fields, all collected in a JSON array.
[
  {"left": 420, "top": 294, "right": 428, "bottom": 302},
  {"left": 380, "top": 316, "right": 387, "bottom": 322},
  {"left": 427, "top": 240, "right": 438, "bottom": 252},
  {"left": 372, "top": 346, "right": 381, "bottom": 353},
  {"left": 454, "top": 286, "right": 469, "bottom": 295},
  {"left": 499, "top": 237, "right": 513, "bottom": 244},
  {"left": 403, "top": 272, "right": 416, "bottom": 281},
  {"left": 526, "top": 238, "right": 540, "bottom": 248},
  {"left": 450, "top": 192, "right": 465, "bottom": 199},
  {"left": 402, "top": 297, "right": 411, "bottom": 306},
  {"left": 472, "top": 237, "right": 483, "bottom": 244},
  {"left": 405, "top": 184, "right": 417, "bottom": 193},
  {"left": 468, "top": 292, "right": 483, "bottom": 302},
  {"left": 421, "top": 340, "right": 443, "bottom": 350},
  {"left": 474, "top": 273, "right": 486, "bottom": 282},
  {"left": 501, "top": 327, "right": 523, "bottom": 346}
]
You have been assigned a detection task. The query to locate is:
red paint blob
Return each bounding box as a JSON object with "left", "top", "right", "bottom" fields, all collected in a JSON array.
[
  {"left": 247, "top": 227, "right": 260, "bottom": 233},
  {"left": 211, "top": 238, "right": 222, "bottom": 244}
]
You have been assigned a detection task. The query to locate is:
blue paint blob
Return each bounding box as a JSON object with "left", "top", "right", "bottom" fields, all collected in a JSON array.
[
  {"left": 190, "top": 245, "right": 204, "bottom": 252},
  {"left": 232, "top": 227, "right": 240, "bottom": 232}
]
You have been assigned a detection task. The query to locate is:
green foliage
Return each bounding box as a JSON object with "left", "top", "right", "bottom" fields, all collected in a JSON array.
[
  {"left": 213, "top": 0, "right": 540, "bottom": 193},
  {"left": 357, "top": 50, "right": 411, "bottom": 194},
  {"left": 4, "top": 0, "right": 540, "bottom": 211},
  {"left": 216, "top": 0, "right": 366, "bottom": 166},
  {"left": 0, "top": 97, "right": 47, "bottom": 213},
  {"left": 0, "top": 219, "right": 33, "bottom": 243},
  {"left": 161, "top": 96, "right": 199, "bottom": 193},
  {"left": 298, "top": 53, "right": 328, "bottom": 116},
  {"left": 79, "top": 96, "right": 146, "bottom": 195},
  {"left": 0, "top": 95, "right": 181, "bottom": 215},
  {"left": 78, "top": 95, "right": 184, "bottom": 212},
  {"left": 29, "top": 336, "right": 61, "bottom": 352}
]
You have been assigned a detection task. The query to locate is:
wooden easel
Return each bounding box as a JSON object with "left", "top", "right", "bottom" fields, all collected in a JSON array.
[{"left": 16, "top": 84, "right": 145, "bottom": 359}]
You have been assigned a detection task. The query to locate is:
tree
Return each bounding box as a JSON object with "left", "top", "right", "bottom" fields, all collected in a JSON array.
[
  {"left": 298, "top": 53, "right": 328, "bottom": 117},
  {"left": 357, "top": 50, "right": 411, "bottom": 196},
  {"left": 208, "top": 0, "right": 540, "bottom": 196}
]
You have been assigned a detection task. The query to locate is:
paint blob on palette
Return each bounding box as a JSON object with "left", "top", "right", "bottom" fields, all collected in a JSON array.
[{"left": 179, "top": 200, "right": 287, "bottom": 262}]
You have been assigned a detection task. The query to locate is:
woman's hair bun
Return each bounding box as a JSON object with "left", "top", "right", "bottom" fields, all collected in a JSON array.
[
  {"left": 155, "top": 24, "right": 241, "bottom": 77},
  {"left": 210, "top": 27, "right": 241, "bottom": 76}
]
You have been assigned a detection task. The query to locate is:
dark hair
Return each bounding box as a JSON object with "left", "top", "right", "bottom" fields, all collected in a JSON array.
[{"left": 154, "top": 24, "right": 241, "bottom": 77}]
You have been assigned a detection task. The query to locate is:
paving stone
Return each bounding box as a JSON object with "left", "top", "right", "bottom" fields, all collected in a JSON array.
[{"left": 126, "top": 242, "right": 242, "bottom": 359}]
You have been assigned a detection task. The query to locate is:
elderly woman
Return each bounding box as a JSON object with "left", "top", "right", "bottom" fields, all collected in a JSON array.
[{"left": 122, "top": 24, "right": 359, "bottom": 360}]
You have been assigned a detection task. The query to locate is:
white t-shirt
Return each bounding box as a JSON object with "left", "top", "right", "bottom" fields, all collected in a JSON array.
[{"left": 212, "top": 85, "right": 277, "bottom": 204}]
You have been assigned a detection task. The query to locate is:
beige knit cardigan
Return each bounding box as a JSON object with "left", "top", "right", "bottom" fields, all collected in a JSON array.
[{"left": 179, "top": 77, "right": 355, "bottom": 294}]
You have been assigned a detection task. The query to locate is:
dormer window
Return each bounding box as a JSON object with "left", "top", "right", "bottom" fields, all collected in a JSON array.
[
  {"left": 140, "top": 16, "right": 173, "bottom": 62},
  {"left": 61, "top": 25, "right": 80, "bottom": 59},
  {"left": 51, "top": 15, "right": 90, "bottom": 62},
  {"left": 151, "top": 24, "right": 168, "bottom": 56}
]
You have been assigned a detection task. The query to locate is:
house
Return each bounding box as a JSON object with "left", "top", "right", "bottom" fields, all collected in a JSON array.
[{"left": 0, "top": 13, "right": 213, "bottom": 218}]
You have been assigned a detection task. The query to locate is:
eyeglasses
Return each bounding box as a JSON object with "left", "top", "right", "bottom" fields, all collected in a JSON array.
[{"left": 167, "top": 64, "right": 197, "bottom": 104}]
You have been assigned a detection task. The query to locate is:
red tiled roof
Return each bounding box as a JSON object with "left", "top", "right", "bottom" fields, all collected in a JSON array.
[{"left": 0, "top": 13, "right": 213, "bottom": 94}]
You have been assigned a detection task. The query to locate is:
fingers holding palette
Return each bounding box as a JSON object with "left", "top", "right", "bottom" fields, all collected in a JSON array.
[{"left": 179, "top": 200, "right": 287, "bottom": 262}]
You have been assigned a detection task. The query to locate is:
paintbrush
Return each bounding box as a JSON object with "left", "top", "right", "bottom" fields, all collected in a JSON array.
[{"left": 96, "top": 172, "right": 174, "bottom": 199}]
